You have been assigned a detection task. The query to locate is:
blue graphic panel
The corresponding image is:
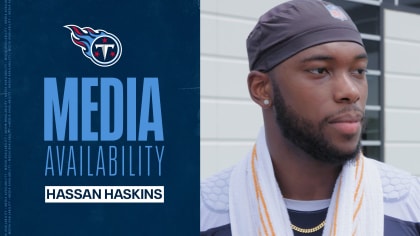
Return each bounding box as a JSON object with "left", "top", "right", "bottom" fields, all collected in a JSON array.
[{"left": 1, "top": 0, "right": 200, "bottom": 235}]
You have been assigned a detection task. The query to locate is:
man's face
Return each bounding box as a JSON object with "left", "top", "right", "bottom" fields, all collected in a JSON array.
[{"left": 269, "top": 42, "right": 368, "bottom": 164}]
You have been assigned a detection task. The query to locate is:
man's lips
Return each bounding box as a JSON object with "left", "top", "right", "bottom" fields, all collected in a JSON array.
[{"left": 328, "top": 112, "right": 363, "bottom": 134}]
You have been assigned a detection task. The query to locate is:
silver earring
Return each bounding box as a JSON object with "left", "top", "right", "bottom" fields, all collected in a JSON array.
[{"left": 263, "top": 99, "right": 270, "bottom": 105}]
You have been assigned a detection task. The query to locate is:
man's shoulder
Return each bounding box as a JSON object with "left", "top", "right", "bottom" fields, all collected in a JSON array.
[
  {"left": 369, "top": 158, "right": 420, "bottom": 201},
  {"left": 200, "top": 167, "right": 233, "bottom": 232},
  {"left": 369, "top": 158, "right": 420, "bottom": 224},
  {"left": 201, "top": 167, "right": 233, "bottom": 212}
]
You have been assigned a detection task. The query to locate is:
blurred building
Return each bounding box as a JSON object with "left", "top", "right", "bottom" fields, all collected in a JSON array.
[{"left": 201, "top": 0, "right": 420, "bottom": 179}]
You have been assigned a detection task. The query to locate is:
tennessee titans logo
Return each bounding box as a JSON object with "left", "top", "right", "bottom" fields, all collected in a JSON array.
[{"left": 64, "top": 25, "right": 122, "bottom": 67}]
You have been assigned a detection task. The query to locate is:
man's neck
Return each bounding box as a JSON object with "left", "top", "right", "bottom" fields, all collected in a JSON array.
[{"left": 266, "top": 128, "right": 342, "bottom": 200}]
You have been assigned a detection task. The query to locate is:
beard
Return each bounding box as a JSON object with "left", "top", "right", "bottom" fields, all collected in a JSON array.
[{"left": 272, "top": 84, "right": 363, "bottom": 165}]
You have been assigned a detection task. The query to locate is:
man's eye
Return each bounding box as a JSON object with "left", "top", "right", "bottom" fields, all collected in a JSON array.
[
  {"left": 354, "top": 68, "right": 368, "bottom": 75},
  {"left": 308, "top": 68, "right": 329, "bottom": 74}
]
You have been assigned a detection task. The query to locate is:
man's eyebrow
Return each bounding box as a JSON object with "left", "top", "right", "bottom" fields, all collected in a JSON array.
[
  {"left": 300, "top": 53, "right": 368, "bottom": 63},
  {"left": 355, "top": 53, "right": 368, "bottom": 60},
  {"left": 300, "top": 55, "right": 334, "bottom": 63}
]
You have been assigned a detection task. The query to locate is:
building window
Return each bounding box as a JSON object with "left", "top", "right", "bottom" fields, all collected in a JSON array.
[{"left": 329, "top": 0, "right": 383, "bottom": 161}]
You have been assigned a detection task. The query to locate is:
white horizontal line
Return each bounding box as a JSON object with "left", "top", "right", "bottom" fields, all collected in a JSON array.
[
  {"left": 201, "top": 97, "right": 254, "bottom": 104},
  {"left": 367, "top": 70, "right": 381, "bottom": 76},
  {"left": 366, "top": 105, "right": 381, "bottom": 111},
  {"left": 346, "top": 0, "right": 381, "bottom": 6},
  {"left": 386, "top": 142, "right": 420, "bottom": 147},
  {"left": 361, "top": 33, "right": 381, "bottom": 41},
  {"left": 201, "top": 11, "right": 256, "bottom": 24},
  {"left": 385, "top": 72, "right": 420, "bottom": 80},
  {"left": 385, "top": 107, "right": 420, "bottom": 113},
  {"left": 201, "top": 54, "right": 248, "bottom": 64},
  {"left": 361, "top": 140, "right": 381, "bottom": 146},
  {"left": 201, "top": 140, "right": 255, "bottom": 146},
  {"left": 386, "top": 38, "right": 420, "bottom": 47}
]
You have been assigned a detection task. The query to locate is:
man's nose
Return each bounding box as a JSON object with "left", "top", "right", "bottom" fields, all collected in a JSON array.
[{"left": 332, "top": 73, "right": 361, "bottom": 104}]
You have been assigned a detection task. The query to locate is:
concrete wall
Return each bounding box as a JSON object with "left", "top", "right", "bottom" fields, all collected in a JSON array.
[
  {"left": 200, "top": 0, "right": 286, "bottom": 179},
  {"left": 384, "top": 9, "right": 420, "bottom": 175}
]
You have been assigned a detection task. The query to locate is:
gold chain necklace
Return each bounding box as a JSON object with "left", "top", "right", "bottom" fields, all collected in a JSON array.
[{"left": 291, "top": 220, "right": 326, "bottom": 234}]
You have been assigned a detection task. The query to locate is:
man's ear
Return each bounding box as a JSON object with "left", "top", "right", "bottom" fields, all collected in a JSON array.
[{"left": 247, "top": 71, "right": 272, "bottom": 108}]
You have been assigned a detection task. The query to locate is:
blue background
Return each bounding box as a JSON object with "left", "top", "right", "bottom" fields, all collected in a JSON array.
[{"left": 2, "top": 0, "right": 200, "bottom": 235}]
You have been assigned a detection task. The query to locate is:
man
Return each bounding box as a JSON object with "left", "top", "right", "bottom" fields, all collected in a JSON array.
[{"left": 200, "top": 0, "right": 420, "bottom": 235}]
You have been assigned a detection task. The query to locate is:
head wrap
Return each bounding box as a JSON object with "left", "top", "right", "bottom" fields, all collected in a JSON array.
[{"left": 247, "top": 0, "right": 363, "bottom": 72}]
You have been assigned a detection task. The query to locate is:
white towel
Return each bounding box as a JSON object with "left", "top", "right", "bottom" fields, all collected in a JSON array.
[{"left": 229, "top": 128, "right": 384, "bottom": 236}]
